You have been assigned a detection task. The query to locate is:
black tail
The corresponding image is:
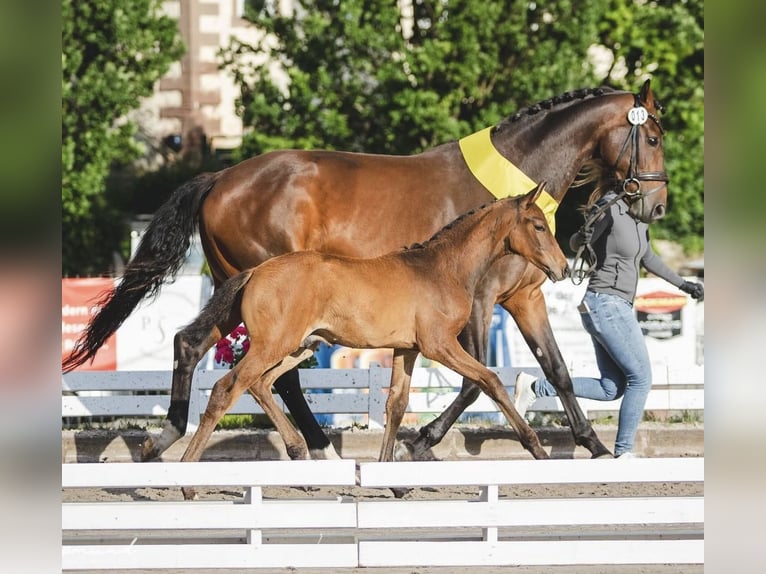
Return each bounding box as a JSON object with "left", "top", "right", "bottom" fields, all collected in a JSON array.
[
  {"left": 181, "top": 270, "right": 254, "bottom": 346},
  {"left": 63, "top": 173, "right": 218, "bottom": 372}
]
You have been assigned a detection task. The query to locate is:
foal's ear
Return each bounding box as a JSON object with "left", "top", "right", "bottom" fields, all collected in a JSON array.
[{"left": 524, "top": 181, "right": 546, "bottom": 209}]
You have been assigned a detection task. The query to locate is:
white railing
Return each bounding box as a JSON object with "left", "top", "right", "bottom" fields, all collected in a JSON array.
[
  {"left": 62, "top": 457, "right": 704, "bottom": 570},
  {"left": 63, "top": 365, "right": 704, "bottom": 430},
  {"left": 61, "top": 367, "right": 704, "bottom": 429}
]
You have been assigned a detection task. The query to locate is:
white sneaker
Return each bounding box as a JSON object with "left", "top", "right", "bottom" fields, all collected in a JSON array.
[
  {"left": 616, "top": 452, "right": 638, "bottom": 459},
  {"left": 513, "top": 371, "right": 538, "bottom": 419}
]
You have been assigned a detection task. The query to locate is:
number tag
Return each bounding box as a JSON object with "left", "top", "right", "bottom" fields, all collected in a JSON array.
[{"left": 627, "top": 106, "right": 649, "bottom": 126}]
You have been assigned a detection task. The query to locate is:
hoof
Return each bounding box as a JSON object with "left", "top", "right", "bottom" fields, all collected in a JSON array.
[
  {"left": 140, "top": 438, "right": 159, "bottom": 462},
  {"left": 592, "top": 452, "right": 615, "bottom": 459},
  {"left": 309, "top": 444, "right": 341, "bottom": 460},
  {"left": 393, "top": 441, "right": 414, "bottom": 461},
  {"left": 394, "top": 440, "right": 438, "bottom": 462},
  {"left": 182, "top": 487, "right": 198, "bottom": 501}
]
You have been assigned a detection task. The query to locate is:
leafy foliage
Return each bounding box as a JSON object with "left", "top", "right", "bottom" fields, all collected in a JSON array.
[
  {"left": 62, "top": 0, "right": 183, "bottom": 275},
  {"left": 224, "top": 0, "right": 703, "bottom": 250}
]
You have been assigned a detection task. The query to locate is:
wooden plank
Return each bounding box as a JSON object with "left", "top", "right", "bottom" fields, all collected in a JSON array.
[
  {"left": 196, "top": 368, "right": 371, "bottom": 391},
  {"left": 359, "top": 458, "right": 704, "bottom": 487},
  {"left": 62, "top": 395, "right": 171, "bottom": 417},
  {"left": 63, "top": 543, "right": 359, "bottom": 570},
  {"left": 357, "top": 497, "right": 703, "bottom": 528},
  {"left": 358, "top": 539, "right": 704, "bottom": 566},
  {"left": 62, "top": 367, "right": 704, "bottom": 419},
  {"left": 62, "top": 460, "right": 357, "bottom": 488},
  {"left": 63, "top": 500, "right": 357, "bottom": 530},
  {"left": 62, "top": 372, "right": 172, "bottom": 392},
  {"left": 227, "top": 392, "right": 367, "bottom": 415}
]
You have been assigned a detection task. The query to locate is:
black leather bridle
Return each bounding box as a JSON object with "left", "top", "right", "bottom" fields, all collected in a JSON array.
[
  {"left": 571, "top": 94, "right": 669, "bottom": 284},
  {"left": 610, "top": 93, "right": 669, "bottom": 205}
]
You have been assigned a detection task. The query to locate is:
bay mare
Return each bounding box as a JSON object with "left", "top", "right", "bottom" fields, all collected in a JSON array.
[
  {"left": 177, "top": 186, "right": 568, "bottom": 498},
  {"left": 63, "top": 81, "right": 668, "bottom": 462}
]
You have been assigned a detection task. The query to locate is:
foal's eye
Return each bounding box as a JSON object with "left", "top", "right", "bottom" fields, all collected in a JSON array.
[
  {"left": 647, "top": 136, "right": 659, "bottom": 147},
  {"left": 534, "top": 223, "right": 546, "bottom": 232}
]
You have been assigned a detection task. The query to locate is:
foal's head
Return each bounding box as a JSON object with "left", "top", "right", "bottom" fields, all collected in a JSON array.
[{"left": 504, "top": 183, "right": 570, "bottom": 281}]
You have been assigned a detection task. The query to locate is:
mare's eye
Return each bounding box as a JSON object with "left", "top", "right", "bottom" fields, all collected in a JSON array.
[
  {"left": 647, "top": 136, "right": 659, "bottom": 147},
  {"left": 534, "top": 223, "right": 546, "bottom": 232}
]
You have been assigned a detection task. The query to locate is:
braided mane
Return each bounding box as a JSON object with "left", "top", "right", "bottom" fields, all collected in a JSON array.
[{"left": 494, "top": 86, "right": 616, "bottom": 133}]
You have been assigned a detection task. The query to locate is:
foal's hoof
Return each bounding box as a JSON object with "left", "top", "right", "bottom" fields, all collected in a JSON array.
[
  {"left": 390, "top": 487, "right": 410, "bottom": 499},
  {"left": 182, "top": 487, "right": 198, "bottom": 501},
  {"left": 140, "top": 437, "right": 160, "bottom": 462}
]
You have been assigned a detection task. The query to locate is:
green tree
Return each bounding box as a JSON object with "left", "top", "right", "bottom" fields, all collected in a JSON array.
[
  {"left": 224, "top": 0, "right": 703, "bottom": 250},
  {"left": 62, "top": 0, "right": 183, "bottom": 276}
]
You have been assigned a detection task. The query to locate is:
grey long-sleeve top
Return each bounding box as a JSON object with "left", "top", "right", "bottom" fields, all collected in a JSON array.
[{"left": 576, "top": 192, "right": 685, "bottom": 304}]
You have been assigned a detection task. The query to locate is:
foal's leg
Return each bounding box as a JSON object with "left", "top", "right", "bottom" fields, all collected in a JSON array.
[
  {"left": 142, "top": 311, "right": 242, "bottom": 461},
  {"left": 248, "top": 348, "right": 317, "bottom": 461},
  {"left": 179, "top": 359, "right": 257, "bottom": 499},
  {"left": 503, "top": 289, "right": 611, "bottom": 458},
  {"left": 402, "top": 300, "right": 491, "bottom": 459},
  {"left": 423, "top": 339, "right": 548, "bottom": 460},
  {"left": 259, "top": 370, "right": 340, "bottom": 460},
  {"left": 379, "top": 350, "right": 418, "bottom": 462}
]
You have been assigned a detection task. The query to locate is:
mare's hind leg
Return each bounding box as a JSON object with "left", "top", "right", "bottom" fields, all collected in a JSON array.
[
  {"left": 423, "top": 339, "right": 548, "bottom": 460},
  {"left": 503, "top": 290, "right": 611, "bottom": 458},
  {"left": 141, "top": 311, "right": 242, "bottom": 461},
  {"left": 248, "top": 348, "right": 316, "bottom": 461},
  {"left": 379, "top": 350, "right": 418, "bottom": 462},
  {"left": 263, "top": 370, "right": 340, "bottom": 460}
]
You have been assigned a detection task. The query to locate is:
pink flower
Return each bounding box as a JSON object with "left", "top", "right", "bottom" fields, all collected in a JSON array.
[
  {"left": 215, "top": 323, "right": 250, "bottom": 368},
  {"left": 215, "top": 341, "right": 235, "bottom": 366}
]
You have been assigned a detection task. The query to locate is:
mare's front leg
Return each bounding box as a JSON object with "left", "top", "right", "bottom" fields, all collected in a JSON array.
[
  {"left": 502, "top": 288, "right": 611, "bottom": 458},
  {"left": 379, "top": 350, "right": 418, "bottom": 462},
  {"left": 422, "top": 338, "right": 548, "bottom": 460},
  {"left": 271, "top": 369, "right": 340, "bottom": 460},
  {"left": 400, "top": 297, "right": 493, "bottom": 460},
  {"left": 142, "top": 312, "right": 241, "bottom": 462}
]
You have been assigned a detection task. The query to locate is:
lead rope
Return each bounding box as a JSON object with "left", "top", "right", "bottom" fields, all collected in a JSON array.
[{"left": 570, "top": 191, "right": 627, "bottom": 285}]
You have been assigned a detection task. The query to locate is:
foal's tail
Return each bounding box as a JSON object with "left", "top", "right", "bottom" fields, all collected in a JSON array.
[
  {"left": 62, "top": 173, "right": 219, "bottom": 372},
  {"left": 182, "top": 269, "right": 255, "bottom": 344}
]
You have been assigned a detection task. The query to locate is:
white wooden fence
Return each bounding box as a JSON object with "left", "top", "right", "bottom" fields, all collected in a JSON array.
[
  {"left": 62, "top": 457, "right": 704, "bottom": 570},
  {"left": 63, "top": 365, "right": 704, "bottom": 430}
]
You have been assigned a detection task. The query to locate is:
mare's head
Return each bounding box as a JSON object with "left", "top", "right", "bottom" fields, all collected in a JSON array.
[
  {"left": 596, "top": 79, "right": 668, "bottom": 223},
  {"left": 504, "top": 183, "right": 569, "bottom": 281}
]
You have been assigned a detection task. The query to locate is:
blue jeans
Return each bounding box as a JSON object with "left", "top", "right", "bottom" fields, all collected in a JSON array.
[{"left": 534, "top": 290, "right": 651, "bottom": 456}]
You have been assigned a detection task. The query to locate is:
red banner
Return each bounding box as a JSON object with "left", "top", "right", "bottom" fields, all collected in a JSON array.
[{"left": 62, "top": 278, "right": 117, "bottom": 371}]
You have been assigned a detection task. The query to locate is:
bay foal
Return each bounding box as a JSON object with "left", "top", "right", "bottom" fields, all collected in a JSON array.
[{"left": 177, "top": 184, "right": 568, "bottom": 488}]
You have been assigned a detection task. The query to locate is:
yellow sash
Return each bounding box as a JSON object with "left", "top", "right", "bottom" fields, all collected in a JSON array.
[{"left": 459, "top": 126, "right": 558, "bottom": 232}]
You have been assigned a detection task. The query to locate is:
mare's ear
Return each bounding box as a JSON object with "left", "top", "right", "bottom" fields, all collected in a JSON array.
[
  {"left": 639, "top": 79, "right": 655, "bottom": 109},
  {"left": 524, "top": 181, "right": 546, "bottom": 209}
]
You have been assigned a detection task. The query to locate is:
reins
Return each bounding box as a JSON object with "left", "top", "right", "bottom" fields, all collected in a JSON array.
[{"left": 571, "top": 94, "right": 669, "bottom": 286}]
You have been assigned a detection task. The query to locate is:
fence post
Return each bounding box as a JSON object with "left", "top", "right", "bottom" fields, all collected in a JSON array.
[
  {"left": 244, "top": 486, "right": 263, "bottom": 545},
  {"left": 479, "top": 484, "right": 499, "bottom": 542},
  {"left": 368, "top": 367, "right": 387, "bottom": 430}
]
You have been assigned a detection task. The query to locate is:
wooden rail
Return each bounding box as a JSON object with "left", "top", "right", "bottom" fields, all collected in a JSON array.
[
  {"left": 63, "top": 365, "right": 704, "bottom": 430},
  {"left": 62, "top": 457, "right": 703, "bottom": 570}
]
